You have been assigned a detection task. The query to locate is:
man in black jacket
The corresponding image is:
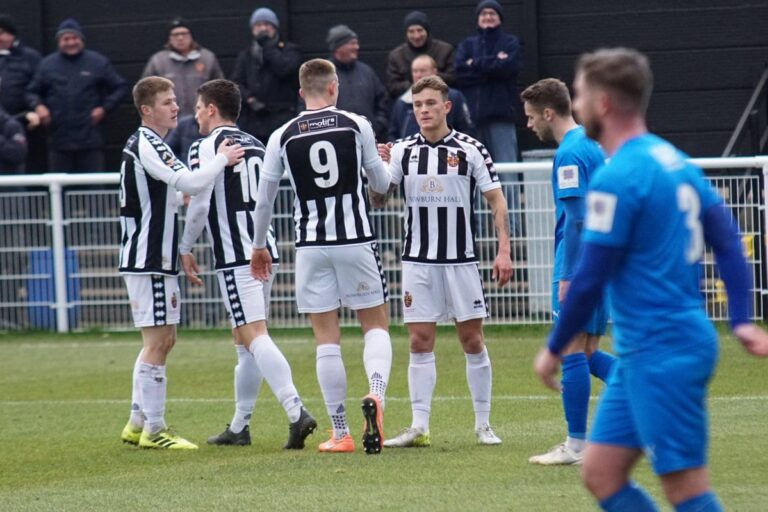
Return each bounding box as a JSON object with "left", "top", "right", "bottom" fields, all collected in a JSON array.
[
  {"left": 26, "top": 18, "right": 127, "bottom": 172},
  {"left": 231, "top": 8, "right": 301, "bottom": 143}
]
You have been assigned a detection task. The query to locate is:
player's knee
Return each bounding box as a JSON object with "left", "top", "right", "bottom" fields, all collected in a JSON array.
[{"left": 409, "top": 331, "right": 434, "bottom": 352}]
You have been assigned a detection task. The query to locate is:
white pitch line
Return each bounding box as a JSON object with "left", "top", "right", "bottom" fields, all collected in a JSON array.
[{"left": 1, "top": 395, "right": 767, "bottom": 406}]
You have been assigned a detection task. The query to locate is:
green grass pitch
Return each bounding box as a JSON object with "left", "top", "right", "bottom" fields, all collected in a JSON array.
[{"left": 1, "top": 325, "right": 767, "bottom": 511}]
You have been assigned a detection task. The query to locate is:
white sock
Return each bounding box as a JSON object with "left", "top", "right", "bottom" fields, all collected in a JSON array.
[
  {"left": 138, "top": 362, "right": 167, "bottom": 434},
  {"left": 249, "top": 334, "right": 302, "bottom": 423},
  {"left": 230, "top": 345, "right": 262, "bottom": 434},
  {"left": 409, "top": 352, "right": 436, "bottom": 433},
  {"left": 363, "top": 328, "right": 392, "bottom": 407},
  {"left": 466, "top": 347, "right": 492, "bottom": 430},
  {"left": 566, "top": 436, "right": 586, "bottom": 453},
  {"left": 316, "top": 343, "right": 349, "bottom": 439},
  {"left": 129, "top": 349, "right": 144, "bottom": 428}
]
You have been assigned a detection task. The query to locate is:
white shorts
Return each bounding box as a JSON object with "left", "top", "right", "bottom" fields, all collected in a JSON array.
[
  {"left": 123, "top": 274, "right": 181, "bottom": 328},
  {"left": 402, "top": 262, "right": 488, "bottom": 323},
  {"left": 295, "top": 242, "right": 388, "bottom": 313},
  {"left": 217, "top": 264, "right": 279, "bottom": 328}
]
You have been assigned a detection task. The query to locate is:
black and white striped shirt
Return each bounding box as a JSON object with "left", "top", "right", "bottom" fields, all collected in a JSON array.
[
  {"left": 181, "top": 126, "right": 279, "bottom": 270},
  {"left": 389, "top": 130, "right": 500, "bottom": 264},
  {"left": 262, "top": 106, "right": 382, "bottom": 247},
  {"left": 119, "top": 127, "right": 187, "bottom": 275}
]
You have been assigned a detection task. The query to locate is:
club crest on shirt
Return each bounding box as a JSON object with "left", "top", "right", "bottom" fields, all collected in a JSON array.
[
  {"left": 446, "top": 152, "right": 460, "bottom": 168},
  {"left": 558, "top": 165, "right": 579, "bottom": 189},
  {"left": 421, "top": 177, "right": 444, "bottom": 193},
  {"left": 357, "top": 281, "right": 370, "bottom": 293},
  {"left": 403, "top": 291, "right": 413, "bottom": 308}
]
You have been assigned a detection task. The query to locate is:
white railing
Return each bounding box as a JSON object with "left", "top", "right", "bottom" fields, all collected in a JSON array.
[{"left": 1, "top": 156, "right": 767, "bottom": 332}]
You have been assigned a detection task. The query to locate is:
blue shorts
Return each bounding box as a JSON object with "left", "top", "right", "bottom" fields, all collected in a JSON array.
[
  {"left": 552, "top": 281, "right": 608, "bottom": 336},
  {"left": 588, "top": 342, "right": 718, "bottom": 475}
]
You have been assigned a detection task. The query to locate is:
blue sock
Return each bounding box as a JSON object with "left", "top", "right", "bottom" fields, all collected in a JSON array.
[
  {"left": 599, "top": 481, "right": 659, "bottom": 511},
  {"left": 675, "top": 491, "right": 723, "bottom": 512},
  {"left": 589, "top": 350, "right": 617, "bottom": 382},
  {"left": 561, "top": 353, "right": 590, "bottom": 440}
]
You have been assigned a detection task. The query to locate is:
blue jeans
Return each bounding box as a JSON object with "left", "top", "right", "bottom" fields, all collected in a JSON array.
[{"left": 477, "top": 121, "right": 522, "bottom": 237}]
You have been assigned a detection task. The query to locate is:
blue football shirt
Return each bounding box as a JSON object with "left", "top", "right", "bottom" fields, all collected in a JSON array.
[
  {"left": 583, "top": 134, "right": 722, "bottom": 356},
  {"left": 552, "top": 126, "right": 605, "bottom": 281}
]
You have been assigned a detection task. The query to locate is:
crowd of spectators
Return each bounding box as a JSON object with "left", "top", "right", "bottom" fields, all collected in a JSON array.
[{"left": 0, "top": 2, "right": 525, "bottom": 175}]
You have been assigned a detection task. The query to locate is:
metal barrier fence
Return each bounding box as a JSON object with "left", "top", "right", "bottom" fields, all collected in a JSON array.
[{"left": 1, "top": 157, "right": 767, "bottom": 332}]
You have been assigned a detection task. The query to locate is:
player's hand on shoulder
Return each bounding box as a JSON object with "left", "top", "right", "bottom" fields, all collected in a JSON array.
[
  {"left": 181, "top": 253, "right": 203, "bottom": 286},
  {"left": 733, "top": 323, "right": 768, "bottom": 357},
  {"left": 218, "top": 138, "right": 245, "bottom": 166}
]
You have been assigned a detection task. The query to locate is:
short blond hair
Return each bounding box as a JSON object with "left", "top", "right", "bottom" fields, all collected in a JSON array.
[
  {"left": 132, "top": 76, "right": 174, "bottom": 113},
  {"left": 299, "top": 58, "right": 337, "bottom": 97}
]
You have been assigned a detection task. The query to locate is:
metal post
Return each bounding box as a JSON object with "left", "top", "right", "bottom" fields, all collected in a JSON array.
[
  {"left": 49, "top": 180, "right": 69, "bottom": 333},
  {"left": 763, "top": 164, "right": 768, "bottom": 313}
]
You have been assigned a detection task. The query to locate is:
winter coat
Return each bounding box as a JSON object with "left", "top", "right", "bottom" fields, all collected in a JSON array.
[{"left": 386, "top": 38, "right": 455, "bottom": 98}]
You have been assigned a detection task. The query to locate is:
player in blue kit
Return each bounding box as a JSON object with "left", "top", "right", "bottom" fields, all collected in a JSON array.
[
  {"left": 522, "top": 78, "right": 615, "bottom": 465},
  {"left": 534, "top": 48, "right": 768, "bottom": 511}
]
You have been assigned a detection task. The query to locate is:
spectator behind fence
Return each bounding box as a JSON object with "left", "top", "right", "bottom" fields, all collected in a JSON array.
[
  {"left": 455, "top": 0, "right": 523, "bottom": 164},
  {"left": 389, "top": 54, "right": 473, "bottom": 141},
  {"left": 386, "top": 10, "right": 455, "bottom": 99},
  {"left": 142, "top": 17, "right": 224, "bottom": 117},
  {"left": 231, "top": 7, "right": 301, "bottom": 143},
  {"left": 26, "top": 18, "right": 127, "bottom": 172},
  {"left": 0, "top": 104, "right": 27, "bottom": 174},
  {"left": 326, "top": 24, "right": 388, "bottom": 140},
  {"left": 0, "top": 15, "right": 44, "bottom": 172}
]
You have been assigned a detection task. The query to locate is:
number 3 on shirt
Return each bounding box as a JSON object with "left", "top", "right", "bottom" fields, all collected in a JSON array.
[{"left": 677, "top": 183, "right": 704, "bottom": 263}]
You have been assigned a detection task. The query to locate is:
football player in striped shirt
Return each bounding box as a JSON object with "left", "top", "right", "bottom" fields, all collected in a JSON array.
[
  {"left": 250, "top": 59, "right": 393, "bottom": 454},
  {"left": 119, "top": 76, "right": 244, "bottom": 450},
  {"left": 372, "top": 75, "right": 513, "bottom": 448},
  {"left": 535, "top": 48, "right": 768, "bottom": 512},
  {"left": 179, "top": 79, "right": 316, "bottom": 449},
  {"left": 521, "top": 78, "right": 616, "bottom": 465}
]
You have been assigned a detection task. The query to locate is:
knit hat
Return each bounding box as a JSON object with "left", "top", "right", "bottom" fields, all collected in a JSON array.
[
  {"left": 250, "top": 7, "right": 279, "bottom": 29},
  {"left": 0, "top": 15, "right": 18, "bottom": 36},
  {"left": 403, "top": 11, "right": 430, "bottom": 34},
  {"left": 326, "top": 24, "right": 357, "bottom": 52},
  {"left": 476, "top": 0, "right": 504, "bottom": 22},
  {"left": 55, "top": 18, "right": 84, "bottom": 40},
  {"left": 168, "top": 17, "right": 192, "bottom": 35}
]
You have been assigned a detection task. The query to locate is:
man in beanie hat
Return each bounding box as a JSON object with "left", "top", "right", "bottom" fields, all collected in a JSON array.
[
  {"left": 0, "top": 14, "right": 43, "bottom": 171},
  {"left": 142, "top": 17, "right": 224, "bottom": 117},
  {"left": 385, "top": 10, "right": 455, "bottom": 98},
  {"left": 26, "top": 18, "right": 127, "bottom": 172},
  {"left": 455, "top": 0, "right": 524, "bottom": 234},
  {"left": 326, "top": 25, "right": 388, "bottom": 140},
  {"left": 231, "top": 7, "right": 301, "bottom": 143}
]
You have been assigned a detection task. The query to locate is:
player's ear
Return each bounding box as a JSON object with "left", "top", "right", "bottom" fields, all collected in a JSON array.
[
  {"left": 299, "top": 88, "right": 306, "bottom": 99},
  {"left": 444, "top": 99, "right": 453, "bottom": 114}
]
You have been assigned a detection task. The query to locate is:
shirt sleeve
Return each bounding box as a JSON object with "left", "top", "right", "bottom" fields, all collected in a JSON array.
[
  {"left": 553, "top": 152, "right": 589, "bottom": 200},
  {"left": 471, "top": 144, "right": 501, "bottom": 193},
  {"left": 261, "top": 130, "right": 286, "bottom": 182},
  {"left": 359, "top": 119, "right": 391, "bottom": 193},
  {"left": 583, "top": 166, "right": 638, "bottom": 248},
  {"left": 388, "top": 142, "right": 405, "bottom": 186}
]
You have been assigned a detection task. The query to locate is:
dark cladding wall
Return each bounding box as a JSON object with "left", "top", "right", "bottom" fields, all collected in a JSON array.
[{"left": 6, "top": 0, "right": 767, "bottom": 169}]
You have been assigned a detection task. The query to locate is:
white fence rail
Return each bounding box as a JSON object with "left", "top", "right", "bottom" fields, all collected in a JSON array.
[{"left": 1, "top": 156, "right": 767, "bottom": 332}]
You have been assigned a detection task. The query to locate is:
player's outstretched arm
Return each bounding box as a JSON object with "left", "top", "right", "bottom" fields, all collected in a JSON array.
[
  {"left": 484, "top": 188, "right": 512, "bottom": 286},
  {"left": 173, "top": 139, "right": 244, "bottom": 195}
]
